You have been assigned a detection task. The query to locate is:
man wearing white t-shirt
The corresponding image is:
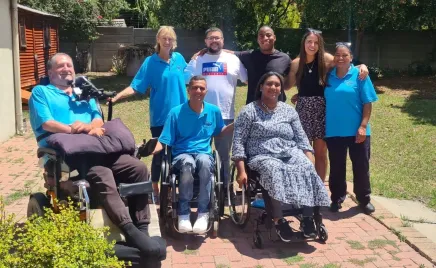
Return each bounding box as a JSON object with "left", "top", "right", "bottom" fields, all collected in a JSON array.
[{"left": 184, "top": 27, "right": 248, "bottom": 188}]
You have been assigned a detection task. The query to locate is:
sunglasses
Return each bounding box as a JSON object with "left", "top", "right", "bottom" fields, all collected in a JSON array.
[
  {"left": 307, "top": 28, "right": 322, "bottom": 34},
  {"left": 336, "top": 42, "right": 352, "bottom": 48}
]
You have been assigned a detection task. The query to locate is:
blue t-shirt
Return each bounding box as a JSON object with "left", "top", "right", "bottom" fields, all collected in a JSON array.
[
  {"left": 130, "top": 52, "right": 188, "bottom": 127},
  {"left": 325, "top": 66, "right": 378, "bottom": 138},
  {"left": 159, "top": 102, "right": 225, "bottom": 157},
  {"left": 29, "top": 84, "right": 102, "bottom": 147}
]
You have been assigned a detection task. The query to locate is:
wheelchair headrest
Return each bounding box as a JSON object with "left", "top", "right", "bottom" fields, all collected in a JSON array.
[{"left": 39, "top": 76, "right": 50, "bottom": 86}]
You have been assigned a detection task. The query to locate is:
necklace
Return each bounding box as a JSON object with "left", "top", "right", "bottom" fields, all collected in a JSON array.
[
  {"left": 306, "top": 60, "right": 315, "bottom": 73},
  {"left": 261, "top": 101, "right": 276, "bottom": 113}
]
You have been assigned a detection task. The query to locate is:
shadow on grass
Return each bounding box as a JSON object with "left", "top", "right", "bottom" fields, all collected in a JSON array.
[{"left": 374, "top": 76, "right": 436, "bottom": 126}]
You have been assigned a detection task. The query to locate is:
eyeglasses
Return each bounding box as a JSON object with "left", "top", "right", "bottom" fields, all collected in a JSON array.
[
  {"left": 307, "top": 28, "right": 322, "bottom": 35},
  {"left": 336, "top": 42, "right": 352, "bottom": 48},
  {"left": 206, "top": 36, "right": 222, "bottom": 41}
]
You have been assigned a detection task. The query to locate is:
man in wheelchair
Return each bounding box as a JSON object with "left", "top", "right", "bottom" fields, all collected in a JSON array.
[
  {"left": 28, "top": 53, "right": 165, "bottom": 262},
  {"left": 147, "top": 76, "right": 233, "bottom": 234}
]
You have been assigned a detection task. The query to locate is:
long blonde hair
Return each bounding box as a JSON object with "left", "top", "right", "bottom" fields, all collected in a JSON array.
[{"left": 155, "top": 26, "right": 177, "bottom": 53}]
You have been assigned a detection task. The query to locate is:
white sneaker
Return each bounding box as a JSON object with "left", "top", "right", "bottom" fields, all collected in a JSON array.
[
  {"left": 193, "top": 213, "right": 209, "bottom": 234},
  {"left": 178, "top": 214, "right": 192, "bottom": 233}
]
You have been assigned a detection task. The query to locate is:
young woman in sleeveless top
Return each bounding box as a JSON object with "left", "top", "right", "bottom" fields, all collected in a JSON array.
[{"left": 286, "top": 29, "right": 368, "bottom": 182}]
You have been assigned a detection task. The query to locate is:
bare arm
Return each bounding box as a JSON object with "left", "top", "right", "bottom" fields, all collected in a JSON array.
[
  {"left": 285, "top": 58, "right": 299, "bottom": 91},
  {"left": 324, "top": 52, "right": 335, "bottom": 72},
  {"left": 326, "top": 52, "right": 369, "bottom": 79},
  {"left": 217, "top": 123, "right": 234, "bottom": 137},
  {"left": 235, "top": 159, "right": 247, "bottom": 186},
  {"left": 361, "top": 103, "right": 372, "bottom": 128},
  {"left": 42, "top": 120, "right": 72, "bottom": 134},
  {"left": 112, "top": 86, "right": 136, "bottom": 103},
  {"left": 151, "top": 141, "right": 164, "bottom": 155},
  {"left": 356, "top": 103, "right": 372, "bottom": 143}
]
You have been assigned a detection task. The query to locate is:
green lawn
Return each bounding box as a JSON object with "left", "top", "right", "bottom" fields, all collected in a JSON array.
[{"left": 88, "top": 73, "right": 436, "bottom": 210}]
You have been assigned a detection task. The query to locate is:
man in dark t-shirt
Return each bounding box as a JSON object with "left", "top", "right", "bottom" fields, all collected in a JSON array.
[
  {"left": 191, "top": 26, "right": 291, "bottom": 105},
  {"left": 235, "top": 26, "right": 291, "bottom": 104}
]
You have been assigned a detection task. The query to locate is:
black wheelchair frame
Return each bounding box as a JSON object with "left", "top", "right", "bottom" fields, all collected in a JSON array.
[
  {"left": 158, "top": 145, "right": 225, "bottom": 238},
  {"left": 227, "top": 163, "right": 328, "bottom": 249}
]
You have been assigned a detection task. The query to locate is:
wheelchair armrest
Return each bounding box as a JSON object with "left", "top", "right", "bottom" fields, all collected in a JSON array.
[
  {"left": 118, "top": 181, "right": 153, "bottom": 198},
  {"left": 37, "top": 147, "right": 62, "bottom": 159}
]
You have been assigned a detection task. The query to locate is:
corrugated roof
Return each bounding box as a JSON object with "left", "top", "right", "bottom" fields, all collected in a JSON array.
[{"left": 17, "top": 4, "right": 60, "bottom": 18}]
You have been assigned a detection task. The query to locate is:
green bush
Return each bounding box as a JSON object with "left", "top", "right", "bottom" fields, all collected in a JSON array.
[
  {"left": 0, "top": 198, "right": 20, "bottom": 267},
  {"left": 0, "top": 198, "right": 125, "bottom": 268},
  {"left": 408, "top": 61, "right": 433, "bottom": 76}
]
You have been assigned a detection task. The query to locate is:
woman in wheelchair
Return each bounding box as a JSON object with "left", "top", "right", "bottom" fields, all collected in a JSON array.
[
  {"left": 232, "top": 72, "right": 330, "bottom": 242},
  {"left": 146, "top": 76, "right": 233, "bottom": 234}
]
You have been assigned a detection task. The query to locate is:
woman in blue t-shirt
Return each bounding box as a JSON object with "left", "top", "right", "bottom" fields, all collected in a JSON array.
[
  {"left": 112, "top": 26, "right": 188, "bottom": 201},
  {"left": 324, "top": 43, "right": 378, "bottom": 215}
]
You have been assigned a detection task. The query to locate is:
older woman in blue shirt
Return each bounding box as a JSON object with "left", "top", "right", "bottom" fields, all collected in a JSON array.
[
  {"left": 112, "top": 26, "right": 188, "bottom": 201},
  {"left": 324, "top": 43, "right": 378, "bottom": 215}
]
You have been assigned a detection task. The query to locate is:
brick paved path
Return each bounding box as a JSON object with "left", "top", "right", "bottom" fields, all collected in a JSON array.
[{"left": 0, "top": 132, "right": 434, "bottom": 267}]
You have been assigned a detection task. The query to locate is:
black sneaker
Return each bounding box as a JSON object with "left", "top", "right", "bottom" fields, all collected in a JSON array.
[
  {"left": 301, "top": 217, "right": 317, "bottom": 239},
  {"left": 329, "top": 202, "right": 342, "bottom": 212},
  {"left": 275, "top": 218, "right": 293, "bottom": 242},
  {"left": 360, "top": 202, "right": 375, "bottom": 215}
]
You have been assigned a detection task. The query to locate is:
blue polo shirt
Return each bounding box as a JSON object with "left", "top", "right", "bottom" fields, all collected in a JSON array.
[
  {"left": 29, "top": 84, "right": 102, "bottom": 147},
  {"left": 325, "top": 66, "right": 378, "bottom": 138},
  {"left": 131, "top": 52, "right": 188, "bottom": 127},
  {"left": 159, "top": 102, "right": 225, "bottom": 157}
]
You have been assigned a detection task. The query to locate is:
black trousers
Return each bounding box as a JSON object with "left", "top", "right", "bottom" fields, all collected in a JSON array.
[
  {"left": 325, "top": 136, "right": 371, "bottom": 205},
  {"left": 150, "top": 126, "right": 164, "bottom": 183},
  {"left": 86, "top": 154, "right": 151, "bottom": 227},
  {"left": 114, "top": 242, "right": 162, "bottom": 268}
]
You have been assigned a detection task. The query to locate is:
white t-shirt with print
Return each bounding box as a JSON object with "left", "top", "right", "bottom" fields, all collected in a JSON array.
[{"left": 184, "top": 51, "right": 248, "bottom": 119}]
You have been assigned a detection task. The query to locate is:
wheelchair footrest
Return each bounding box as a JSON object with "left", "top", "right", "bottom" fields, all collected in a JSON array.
[{"left": 119, "top": 181, "right": 153, "bottom": 198}]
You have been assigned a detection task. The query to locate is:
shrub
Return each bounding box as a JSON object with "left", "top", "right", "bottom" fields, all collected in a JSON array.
[
  {"left": 408, "top": 61, "right": 433, "bottom": 76},
  {"left": 111, "top": 54, "right": 127, "bottom": 76},
  {"left": 0, "top": 197, "right": 20, "bottom": 268},
  {"left": 0, "top": 198, "right": 125, "bottom": 268}
]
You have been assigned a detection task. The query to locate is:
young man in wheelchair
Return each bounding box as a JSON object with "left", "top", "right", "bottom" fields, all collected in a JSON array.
[
  {"left": 28, "top": 53, "right": 165, "bottom": 262},
  {"left": 147, "top": 76, "right": 233, "bottom": 234}
]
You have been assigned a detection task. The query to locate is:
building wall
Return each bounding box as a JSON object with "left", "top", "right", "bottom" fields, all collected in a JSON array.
[
  {"left": 60, "top": 27, "right": 436, "bottom": 73},
  {"left": 0, "top": 0, "right": 17, "bottom": 142}
]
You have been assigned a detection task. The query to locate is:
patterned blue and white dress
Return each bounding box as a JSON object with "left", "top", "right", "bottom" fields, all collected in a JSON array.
[{"left": 231, "top": 102, "right": 330, "bottom": 207}]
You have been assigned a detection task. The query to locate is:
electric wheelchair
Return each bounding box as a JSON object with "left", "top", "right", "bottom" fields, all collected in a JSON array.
[
  {"left": 148, "top": 140, "right": 225, "bottom": 238},
  {"left": 27, "top": 76, "right": 152, "bottom": 234},
  {"left": 227, "top": 162, "right": 328, "bottom": 249}
]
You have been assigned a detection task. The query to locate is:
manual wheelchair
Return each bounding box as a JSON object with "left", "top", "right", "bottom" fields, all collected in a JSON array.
[
  {"left": 227, "top": 162, "right": 328, "bottom": 249},
  {"left": 150, "top": 141, "right": 225, "bottom": 238}
]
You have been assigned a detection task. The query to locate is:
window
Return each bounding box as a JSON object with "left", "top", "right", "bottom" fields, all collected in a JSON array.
[
  {"left": 43, "top": 22, "right": 51, "bottom": 49},
  {"left": 19, "top": 17, "right": 26, "bottom": 49}
]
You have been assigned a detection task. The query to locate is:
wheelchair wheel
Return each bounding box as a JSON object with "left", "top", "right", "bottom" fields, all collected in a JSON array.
[
  {"left": 213, "top": 150, "right": 225, "bottom": 217},
  {"left": 318, "top": 224, "right": 328, "bottom": 242},
  {"left": 27, "top": 192, "right": 50, "bottom": 218},
  {"left": 227, "top": 163, "right": 251, "bottom": 228},
  {"left": 159, "top": 153, "right": 170, "bottom": 219}
]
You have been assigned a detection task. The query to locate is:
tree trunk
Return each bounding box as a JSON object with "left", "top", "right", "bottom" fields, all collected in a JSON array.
[{"left": 354, "top": 28, "right": 364, "bottom": 61}]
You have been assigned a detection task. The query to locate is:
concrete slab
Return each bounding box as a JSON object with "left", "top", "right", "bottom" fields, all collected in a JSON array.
[{"left": 372, "top": 195, "right": 436, "bottom": 244}]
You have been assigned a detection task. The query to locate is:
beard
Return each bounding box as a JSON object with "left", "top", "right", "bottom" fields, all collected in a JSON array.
[{"left": 207, "top": 43, "right": 222, "bottom": 54}]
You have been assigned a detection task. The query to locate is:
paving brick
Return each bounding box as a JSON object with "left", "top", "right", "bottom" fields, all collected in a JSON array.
[
  {"left": 213, "top": 255, "right": 230, "bottom": 265},
  {"left": 2, "top": 133, "right": 436, "bottom": 268}
]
